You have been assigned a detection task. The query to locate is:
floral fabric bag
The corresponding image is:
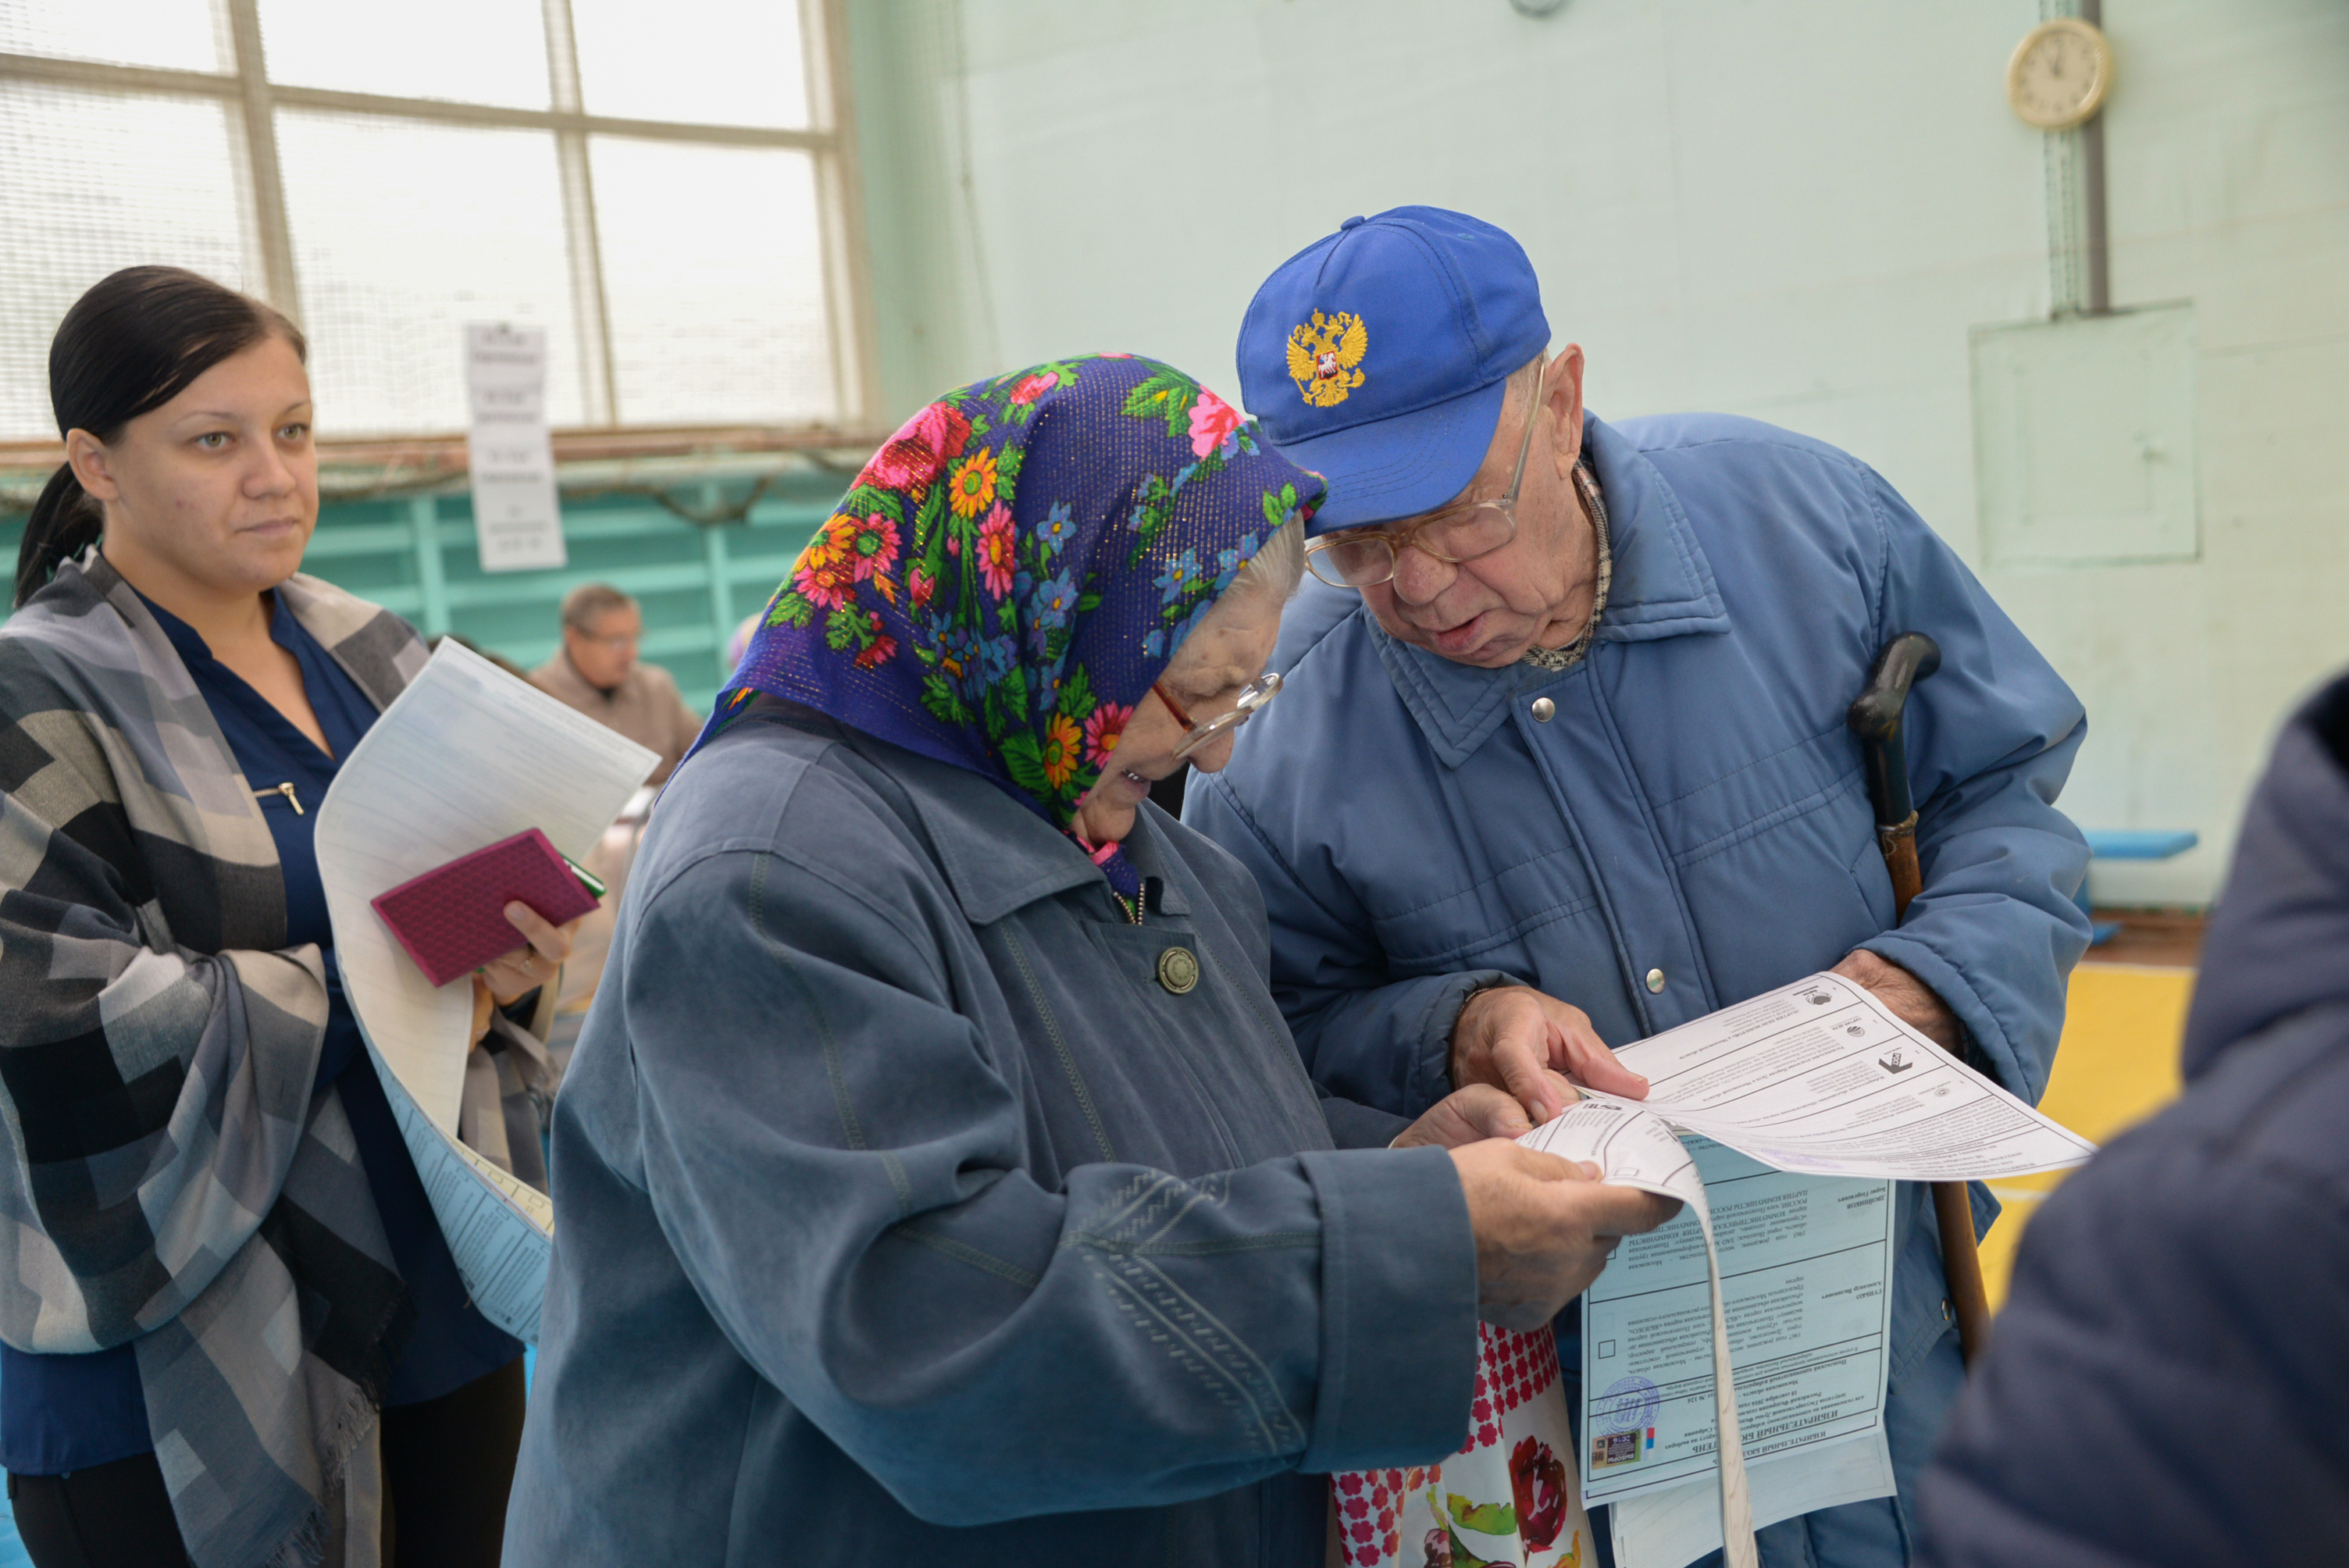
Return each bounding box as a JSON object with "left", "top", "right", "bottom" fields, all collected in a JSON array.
[{"left": 1331, "top": 1324, "right": 1592, "bottom": 1568}]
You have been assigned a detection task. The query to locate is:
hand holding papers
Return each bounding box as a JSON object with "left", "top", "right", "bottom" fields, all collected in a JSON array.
[
  {"left": 1515, "top": 971, "right": 2095, "bottom": 1568},
  {"left": 315, "top": 641, "right": 657, "bottom": 1341}
]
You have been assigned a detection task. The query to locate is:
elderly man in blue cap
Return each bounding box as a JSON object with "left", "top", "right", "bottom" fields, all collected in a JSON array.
[{"left": 1185, "top": 207, "right": 2092, "bottom": 1566}]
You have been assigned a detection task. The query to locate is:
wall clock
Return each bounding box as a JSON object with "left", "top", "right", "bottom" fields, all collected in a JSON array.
[{"left": 2006, "top": 17, "right": 2114, "bottom": 130}]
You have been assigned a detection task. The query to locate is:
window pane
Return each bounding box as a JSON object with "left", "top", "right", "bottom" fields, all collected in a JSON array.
[
  {"left": 256, "top": 0, "right": 549, "bottom": 109},
  {"left": 0, "top": 82, "right": 252, "bottom": 440},
  {"left": 570, "top": 0, "right": 807, "bottom": 129},
  {"left": 590, "top": 137, "right": 832, "bottom": 426},
  {"left": 0, "top": 0, "right": 228, "bottom": 73},
  {"left": 277, "top": 112, "right": 583, "bottom": 434}
]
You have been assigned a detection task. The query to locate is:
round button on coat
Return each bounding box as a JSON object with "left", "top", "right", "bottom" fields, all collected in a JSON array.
[
  {"left": 1645, "top": 968, "right": 1666, "bottom": 993},
  {"left": 1157, "top": 946, "right": 1200, "bottom": 995},
  {"left": 1531, "top": 697, "right": 1556, "bottom": 722}
]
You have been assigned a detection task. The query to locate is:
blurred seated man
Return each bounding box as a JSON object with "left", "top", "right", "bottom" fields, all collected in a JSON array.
[
  {"left": 532, "top": 582, "right": 703, "bottom": 784},
  {"left": 1917, "top": 671, "right": 2349, "bottom": 1567}
]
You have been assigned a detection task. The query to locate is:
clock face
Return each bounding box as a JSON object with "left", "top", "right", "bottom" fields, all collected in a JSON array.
[{"left": 2007, "top": 19, "right": 2113, "bottom": 130}]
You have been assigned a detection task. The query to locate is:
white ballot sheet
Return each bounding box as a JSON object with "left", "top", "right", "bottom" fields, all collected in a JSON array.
[
  {"left": 1613, "top": 1429, "right": 1896, "bottom": 1568},
  {"left": 1538, "top": 969, "right": 2099, "bottom": 1566},
  {"left": 1522, "top": 1103, "right": 1757, "bottom": 1568},
  {"left": 315, "top": 642, "right": 656, "bottom": 1340},
  {"left": 1585, "top": 1138, "right": 1897, "bottom": 1563},
  {"left": 1592, "top": 971, "right": 2097, "bottom": 1182}
]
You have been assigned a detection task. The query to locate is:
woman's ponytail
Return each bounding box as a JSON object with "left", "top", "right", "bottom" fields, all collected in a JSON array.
[
  {"left": 11, "top": 265, "right": 305, "bottom": 611},
  {"left": 14, "top": 464, "right": 102, "bottom": 610}
]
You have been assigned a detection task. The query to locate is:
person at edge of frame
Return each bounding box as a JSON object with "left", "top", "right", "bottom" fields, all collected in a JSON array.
[
  {"left": 1917, "top": 668, "right": 2349, "bottom": 1568},
  {"left": 0, "top": 266, "right": 581, "bottom": 1568}
]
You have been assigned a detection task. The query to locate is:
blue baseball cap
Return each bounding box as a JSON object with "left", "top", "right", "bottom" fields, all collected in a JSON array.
[{"left": 1237, "top": 206, "right": 1549, "bottom": 533}]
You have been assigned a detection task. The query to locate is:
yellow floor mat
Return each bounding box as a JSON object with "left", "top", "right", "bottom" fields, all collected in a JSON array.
[{"left": 1977, "top": 964, "right": 2197, "bottom": 1306}]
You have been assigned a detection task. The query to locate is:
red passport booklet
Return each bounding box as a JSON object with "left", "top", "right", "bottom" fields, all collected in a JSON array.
[{"left": 371, "top": 829, "right": 601, "bottom": 988}]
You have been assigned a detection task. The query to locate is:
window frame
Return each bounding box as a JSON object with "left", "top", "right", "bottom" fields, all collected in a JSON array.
[{"left": 0, "top": 0, "right": 878, "bottom": 448}]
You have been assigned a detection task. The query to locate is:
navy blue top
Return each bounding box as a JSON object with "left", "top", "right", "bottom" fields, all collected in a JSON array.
[{"left": 2, "top": 590, "right": 519, "bottom": 1475}]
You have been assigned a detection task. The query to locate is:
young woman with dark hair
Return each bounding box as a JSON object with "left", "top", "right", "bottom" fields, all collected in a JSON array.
[{"left": 0, "top": 267, "right": 576, "bottom": 1568}]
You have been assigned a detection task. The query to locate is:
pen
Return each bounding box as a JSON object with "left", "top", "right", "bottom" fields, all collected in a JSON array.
[{"left": 561, "top": 853, "right": 607, "bottom": 900}]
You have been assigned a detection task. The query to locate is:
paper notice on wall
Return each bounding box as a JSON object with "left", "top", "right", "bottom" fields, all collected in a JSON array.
[
  {"left": 315, "top": 641, "right": 656, "bottom": 1339},
  {"left": 465, "top": 323, "right": 566, "bottom": 572}
]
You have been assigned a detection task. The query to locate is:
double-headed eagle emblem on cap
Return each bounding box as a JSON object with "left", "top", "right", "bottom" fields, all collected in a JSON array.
[{"left": 1285, "top": 310, "right": 1367, "bottom": 408}]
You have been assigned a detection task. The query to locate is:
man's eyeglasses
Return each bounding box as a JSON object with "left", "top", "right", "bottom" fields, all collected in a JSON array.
[
  {"left": 1156, "top": 672, "right": 1282, "bottom": 763},
  {"left": 1304, "top": 372, "right": 1541, "bottom": 589}
]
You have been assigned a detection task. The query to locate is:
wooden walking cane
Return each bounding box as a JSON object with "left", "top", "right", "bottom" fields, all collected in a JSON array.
[{"left": 1848, "top": 633, "right": 1994, "bottom": 1370}]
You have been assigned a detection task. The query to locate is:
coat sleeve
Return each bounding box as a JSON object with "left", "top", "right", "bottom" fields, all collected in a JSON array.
[
  {"left": 618, "top": 840, "right": 1478, "bottom": 1525},
  {"left": 1185, "top": 774, "right": 1506, "bottom": 1117},
  {"left": 0, "top": 707, "right": 327, "bottom": 1353},
  {"left": 1851, "top": 470, "right": 2091, "bottom": 1104}
]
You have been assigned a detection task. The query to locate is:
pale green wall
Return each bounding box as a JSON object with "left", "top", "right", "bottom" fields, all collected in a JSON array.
[{"left": 844, "top": 0, "right": 2349, "bottom": 906}]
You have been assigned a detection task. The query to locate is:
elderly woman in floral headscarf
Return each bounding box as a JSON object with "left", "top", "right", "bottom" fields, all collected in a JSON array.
[{"left": 502, "top": 355, "right": 1675, "bottom": 1568}]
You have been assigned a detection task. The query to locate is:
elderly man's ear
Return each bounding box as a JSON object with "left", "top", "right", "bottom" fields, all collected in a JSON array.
[{"left": 1542, "top": 343, "right": 1588, "bottom": 478}]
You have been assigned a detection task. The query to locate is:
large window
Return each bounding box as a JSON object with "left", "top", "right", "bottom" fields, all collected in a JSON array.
[{"left": 0, "top": 0, "right": 867, "bottom": 442}]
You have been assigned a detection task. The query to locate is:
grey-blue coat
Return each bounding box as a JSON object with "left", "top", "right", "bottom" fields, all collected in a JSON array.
[{"left": 501, "top": 702, "right": 1480, "bottom": 1567}]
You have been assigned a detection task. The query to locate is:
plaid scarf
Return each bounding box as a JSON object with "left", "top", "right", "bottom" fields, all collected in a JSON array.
[{"left": 0, "top": 549, "right": 426, "bottom": 1567}]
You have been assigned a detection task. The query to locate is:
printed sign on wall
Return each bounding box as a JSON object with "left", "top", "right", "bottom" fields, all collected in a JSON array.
[{"left": 465, "top": 324, "right": 567, "bottom": 572}]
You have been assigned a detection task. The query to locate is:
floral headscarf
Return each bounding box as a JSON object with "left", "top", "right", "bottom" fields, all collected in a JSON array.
[{"left": 694, "top": 355, "right": 1323, "bottom": 863}]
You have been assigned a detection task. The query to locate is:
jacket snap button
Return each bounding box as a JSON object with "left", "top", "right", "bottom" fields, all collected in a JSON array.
[
  {"left": 1645, "top": 968, "right": 1666, "bottom": 993},
  {"left": 1531, "top": 697, "right": 1556, "bottom": 722},
  {"left": 1157, "top": 946, "right": 1199, "bottom": 995}
]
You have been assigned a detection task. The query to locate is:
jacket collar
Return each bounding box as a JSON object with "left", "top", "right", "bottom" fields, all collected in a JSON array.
[
  {"left": 1367, "top": 411, "right": 1729, "bottom": 769},
  {"left": 836, "top": 718, "right": 1190, "bottom": 925}
]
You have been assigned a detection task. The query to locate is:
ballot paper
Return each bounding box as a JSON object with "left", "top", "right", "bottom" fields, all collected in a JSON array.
[
  {"left": 1588, "top": 971, "right": 2098, "bottom": 1182},
  {"left": 1588, "top": 1139, "right": 1897, "bottom": 1562},
  {"left": 314, "top": 641, "right": 656, "bottom": 1340},
  {"left": 1521, "top": 1103, "right": 1757, "bottom": 1568},
  {"left": 1541, "top": 970, "right": 2098, "bottom": 1568},
  {"left": 1613, "top": 1428, "right": 1896, "bottom": 1568}
]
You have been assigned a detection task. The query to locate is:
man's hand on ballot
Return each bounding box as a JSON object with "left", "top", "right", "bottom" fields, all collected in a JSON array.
[
  {"left": 1450, "top": 1139, "right": 1682, "bottom": 1330},
  {"left": 1830, "top": 948, "right": 1961, "bottom": 1052},
  {"left": 1451, "top": 983, "right": 1651, "bottom": 1121}
]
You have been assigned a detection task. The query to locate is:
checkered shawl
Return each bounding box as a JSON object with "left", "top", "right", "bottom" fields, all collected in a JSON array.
[{"left": 0, "top": 550, "right": 427, "bottom": 1568}]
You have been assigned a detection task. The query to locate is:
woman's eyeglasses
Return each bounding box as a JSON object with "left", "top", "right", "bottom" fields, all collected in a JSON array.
[
  {"left": 1155, "top": 672, "right": 1283, "bottom": 763},
  {"left": 1303, "top": 373, "right": 1540, "bottom": 589}
]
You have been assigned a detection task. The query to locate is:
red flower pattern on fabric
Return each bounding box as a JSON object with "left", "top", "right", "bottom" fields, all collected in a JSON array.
[
  {"left": 1010, "top": 369, "right": 1059, "bottom": 404},
  {"left": 864, "top": 401, "right": 971, "bottom": 494},
  {"left": 1082, "top": 702, "right": 1132, "bottom": 765},
  {"left": 976, "top": 503, "right": 1017, "bottom": 599},
  {"left": 849, "top": 514, "right": 900, "bottom": 582},
  {"left": 1186, "top": 386, "right": 1244, "bottom": 458},
  {"left": 792, "top": 534, "right": 857, "bottom": 611},
  {"left": 1510, "top": 1435, "right": 1570, "bottom": 1552}
]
